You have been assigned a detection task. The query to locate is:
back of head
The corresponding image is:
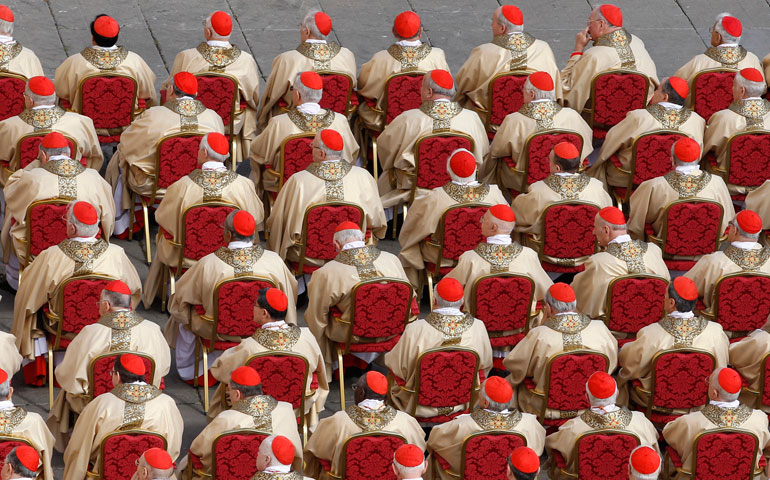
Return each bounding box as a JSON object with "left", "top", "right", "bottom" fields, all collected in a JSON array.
[
  {"left": 333, "top": 222, "right": 364, "bottom": 247},
  {"left": 256, "top": 287, "right": 289, "bottom": 321},
  {"left": 735, "top": 68, "right": 767, "bottom": 98},
  {"left": 545, "top": 283, "right": 577, "bottom": 314},
  {"left": 423, "top": 69, "right": 456, "bottom": 98},
  {"left": 141, "top": 448, "right": 175, "bottom": 479},
  {"left": 39, "top": 131, "right": 72, "bottom": 159},
  {"left": 714, "top": 12, "right": 742, "bottom": 44},
  {"left": 316, "top": 129, "right": 344, "bottom": 160},
  {"left": 26, "top": 76, "right": 57, "bottom": 106},
  {"left": 523, "top": 72, "right": 556, "bottom": 102},
  {"left": 354, "top": 371, "right": 388, "bottom": 403},
  {"left": 710, "top": 367, "right": 741, "bottom": 402},
  {"left": 434, "top": 278, "right": 464, "bottom": 310},
  {"left": 667, "top": 277, "right": 697, "bottom": 313},
  {"left": 628, "top": 445, "right": 661, "bottom": 480},
  {"left": 585, "top": 371, "right": 618, "bottom": 408},
  {"left": 206, "top": 11, "right": 233, "bottom": 41},
  {"left": 480, "top": 376, "right": 514, "bottom": 412},
  {"left": 495, "top": 5, "right": 523, "bottom": 34},
  {"left": 446, "top": 149, "right": 477, "bottom": 184},
  {"left": 293, "top": 71, "right": 324, "bottom": 104},
  {"left": 68, "top": 200, "right": 100, "bottom": 238},
  {"left": 258, "top": 435, "right": 295, "bottom": 471},
  {"left": 0, "top": 368, "right": 9, "bottom": 401},
  {"left": 551, "top": 142, "right": 581, "bottom": 173},
  {"left": 660, "top": 77, "right": 688, "bottom": 106},
  {"left": 393, "top": 444, "right": 425, "bottom": 479},
  {"left": 230, "top": 366, "right": 263, "bottom": 398},
  {"left": 90, "top": 14, "right": 119, "bottom": 48},
  {"left": 733, "top": 210, "right": 762, "bottom": 242},
  {"left": 0, "top": 5, "right": 14, "bottom": 36},
  {"left": 200, "top": 132, "right": 231, "bottom": 164},
  {"left": 101, "top": 280, "right": 133, "bottom": 310},
  {"left": 5, "top": 446, "right": 38, "bottom": 479},
  {"left": 114, "top": 353, "right": 146, "bottom": 384},
  {"left": 302, "top": 10, "right": 331, "bottom": 40},
  {"left": 507, "top": 447, "right": 539, "bottom": 480},
  {"left": 224, "top": 210, "right": 256, "bottom": 243},
  {"left": 393, "top": 11, "right": 421, "bottom": 41}
]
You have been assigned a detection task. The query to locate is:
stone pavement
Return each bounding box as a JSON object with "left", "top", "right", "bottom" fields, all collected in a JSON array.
[{"left": 4, "top": 0, "right": 770, "bottom": 478}]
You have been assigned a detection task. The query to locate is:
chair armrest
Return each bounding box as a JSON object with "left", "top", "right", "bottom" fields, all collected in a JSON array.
[
  {"left": 647, "top": 233, "right": 662, "bottom": 248},
  {"left": 265, "top": 168, "right": 280, "bottom": 179}
]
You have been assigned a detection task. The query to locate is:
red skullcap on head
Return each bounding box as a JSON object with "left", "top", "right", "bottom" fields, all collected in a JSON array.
[
  {"left": 94, "top": 15, "right": 119, "bottom": 38},
  {"left": 673, "top": 137, "right": 700, "bottom": 163},
  {"left": 232, "top": 210, "right": 256, "bottom": 236},
  {"left": 509, "top": 446, "right": 539, "bottom": 474},
  {"left": 120, "top": 353, "right": 146, "bottom": 376},
  {"left": 205, "top": 132, "right": 229, "bottom": 156},
  {"left": 500, "top": 5, "right": 523, "bottom": 25},
  {"left": 394, "top": 11, "right": 421, "bottom": 38},
  {"left": 587, "top": 371, "right": 616, "bottom": 399},
  {"left": 718, "top": 368, "right": 742, "bottom": 394},
  {"left": 484, "top": 376, "right": 513, "bottom": 403},
  {"left": 449, "top": 150, "right": 476, "bottom": 178},
  {"left": 598, "top": 206, "right": 625, "bottom": 225},
  {"left": 0, "top": 368, "right": 7, "bottom": 384},
  {"left": 394, "top": 444, "right": 424, "bottom": 467},
  {"left": 489, "top": 204, "right": 515, "bottom": 222},
  {"left": 319, "top": 129, "right": 344, "bottom": 151},
  {"left": 210, "top": 11, "right": 233, "bottom": 36},
  {"left": 271, "top": 436, "right": 295, "bottom": 465},
  {"left": 366, "top": 371, "right": 388, "bottom": 395},
  {"left": 721, "top": 16, "right": 742, "bottom": 37},
  {"left": 299, "top": 71, "right": 323, "bottom": 90},
  {"left": 72, "top": 201, "right": 98, "bottom": 225},
  {"left": 672, "top": 276, "right": 698, "bottom": 301},
  {"left": 436, "top": 278, "right": 463, "bottom": 302},
  {"left": 736, "top": 210, "right": 762, "bottom": 234},
  {"left": 0, "top": 5, "right": 14, "bottom": 22},
  {"left": 314, "top": 11, "right": 332, "bottom": 36},
  {"left": 144, "top": 448, "right": 173, "bottom": 470},
  {"left": 599, "top": 4, "right": 622, "bottom": 26},
  {"left": 15, "top": 446, "right": 39, "bottom": 473},
  {"left": 528, "top": 71, "right": 554, "bottom": 91},
  {"left": 265, "top": 288, "right": 289, "bottom": 313},
  {"left": 740, "top": 68, "right": 763, "bottom": 83},
  {"left": 105, "top": 280, "right": 131, "bottom": 295},
  {"left": 668, "top": 76, "right": 689, "bottom": 98},
  {"left": 174, "top": 72, "right": 198, "bottom": 95},
  {"left": 553, "top": 142, "right": 579, "bottom": 160},
  {"left": 549, "top": 283, "right": 576, "bottom": 303},
  {"left": 28, "top": 77, "right": 55, "bottom": 96},
  {"left": 41, "top": 131, "right": 68, "bottom": 149},
  {"left": 429, "top": 69, "right": 454, "bottom": 90},
  {"left": 630, "top": 446, "right": 660, "bottom": 475},
  {"left": 335, "top": 221, "right": 360, "bottom": 233},
  {"left": 231, "top": 366, "right": 261, "bottom": 386}
]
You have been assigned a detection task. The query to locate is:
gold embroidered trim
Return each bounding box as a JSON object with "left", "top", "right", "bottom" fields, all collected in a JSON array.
[
  {"left": 57, "top": 238, "right": 108, "bottom": 275},
  {"left": 345, "top": 404, "right": 397, "bottom": 431},
  {"left": 253, "top": 324, "right": 302, "bottom": 351},
  {"left": 387, "top": 43, "right": 433, "bottom": 71},
  {"left": 441, "top": 183, "right": 490, "bottom": 203},
  {"left": 545, "top": 312, "right": 591, "bottom": 349},
  {"left": 704, "top": 45, "right": 747, "bottom": 68},
  {"left": 334, "top": 246, "right": 382, "bottom": 280},
  {"left": 594, "top": 28, "right": 636, "bottom": 69},
  {"left": 286, "top": 107, "right": 335, "bottom": 132},
  {"left": 419, "top": 100, "right": 463, "bottom": 132},
  {"left": 473, "top": 242, "right": 523, "bottom": 273},
  {"left": 19, "top": 106, "right": 66, "bottom": 131},
  {"left": 491, "top": 33, "right": 536, "bottom": 71},
  {"left": 165, "top": 98, "right": 207, "bottom": 132},
  {"left": 43, "top": 157, "right": 85, "bottom": 199},
  {"left": 305, "top": 160, "right": 351, "bottom": 201},
  {"left": 251, "top": 472, "right": 302, "bottom": 480},
  {"left": 724, "top": 245, "right": 770, "bottom": 271},
  {"left": 580, "top": 407, "right": 633, "bottom": 429},
  {"left": 646, "top": 104, "right": 692, "bottom": 130},
  {"left": 188, "top": 169, "right": 238, "bottom": 201},
  {"left": 0, "top": 407, "right": 27, "bottom": 433},
  {"left": 663, "top": 170, "right": 712, "bottom": 198},
  {"left": 111, "top": 383, "right": 161, "bottom": 430},
  {"left": 80, "top": 46, "right": 129, "bottom": 71},
  {"left": 425, "top": 312, "right": 475, "bottom": 344},
  {"left": 543, "top": 174, "right": 590, "bottom": 200},
  {"left": 728, "top": 99, "right": 770, "bottom": 130},
  {"left": 470, "top": 409, "right": 522, "bottom": 429},
  {"left": 518, "top": 100, "right": 562, "bottom": 130},
  {"left": 296, "top": 42, "right": 342, "bottom": 70},
  {"left": 0, "top": 42, "right": 22, "bottom": 71},
  {"left": 232, "top": 395, "right": 277, "bottom": 430},
  {"left": 196, "top": 42, "right": 242, "bottom": 71},
  {"left": 659, "top": 315, "right": 709, "bottom": 347},
  {"left": 98, "top": 311, "right": 142, "bottom": 351},
  {"left": 702, "top": 403, "right": 753, "bottom": 427},
  {"left": 606, "top": 241, "right": 648, "bottom": 274},
  {"left": 214, "top": 245, "right": 265, "bottom": 277}
]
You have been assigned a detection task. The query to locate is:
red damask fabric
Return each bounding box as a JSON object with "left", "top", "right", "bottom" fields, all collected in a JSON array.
[
  {"left": 101, "top": 433, "right": 165, "bottom": 480},
  {"left": 715, "top": 275, "right": 770, "bottom": 334},
  {"left": 351, "top": 281, "right": 411, "bottom": 338},
  {"left": 542, "top": 203, "right": 598, "bottom": 260},
  {"left": 474, "top": 276, "right": 532, "bottom": 334},
  {"left": 182, "top": 205, "right": 235, "bottom": 261},
  {"left": 0, "top": 76, "right": 25, "bottom": 121},
  {"left": 631, "top": 133, "right": 683, "bottom": 185},
  {"left": 344, "top": 435, "right": 405, "bottom": 480},
  {"left": 693, "top": 431, "right": 756, "bottom": 479},
  {"left": 592, "top": 73, "right": 647, "bottom": 129},
  {"left": 282, "top": 136, "right": 314, "bottom": 184},
  {"left": 651, "top": 351, "right": 713, "bottom": 410},
  {"left": 81, "top": 76, "right": 136, "bottom": 131},
  {"left": 607, "top": 276, "right": 667, "bottom": 335},
  {"left": 489, "top": 75, "right": 528, "bottom": 127},
  {"left": 29, "top": 203, "right": 68, "bottom": 257},
  {"left": 525, "top": 133, "right": 581, "bottom": 185},
  {"left": 440, "top": 206, "right": 487, "bottom": 261},
  {"left": 247, "top": 355, "right": 306, "bottom": 409},
  {"left": 693, "top": 71, "right": 736, "bottom": 122},
  {"left": 61, "top": 278, "right": 112, "bottom": 334},
  {"left": 196, "top": 76, "right": 237, "bottom": 127},
  {"left": 385, "top": 75, "right": 423, "bottom": 124},
  {"left": 417, "top": 350, "right": 477, "bottom": 409},
  {"left": 727, "top": 133, "right": 770, "bottom": 187},
  {"left": 19, "top": 136, "right": 81, "bottom": 169},
  {"left": 304, "top": 205, "right": 363, "bottom": 260},
  {"left": 0, "top": 440, "right": 29, "bottom": 474},
  {"left": 92, "top": 355, "right": 153, "bottom": 398},
  {"left": 319, "top": 74, "right": 351, "bottom": 115},
  {"left": 463, "top": 434, "right": 525, "bottom": 480},
  {"left": 415, "top": 136, "right": 472, "bottom": 190},
  {"left": 763, "top": 359, "right": 770, "bottom": 409},
  {"left": 344, "top": 336, "right": 401, "bottom": 353},
  {"left": 663, "top": 202, "right": 722, "bottom": 256},
  {"left": 213, "top": 432, "right": 268, "bottom": 480},
  {"left": 216, "top": 280, "right": 274, "bottom": 337},
  {"left": 546, "top": 353, "right": 608, "bottom": 411},
  {"left": 157, "top": 135, "right": 203, "bottom": 189},
  {"left": 576, "top": 433, "right": 639, "bottom": 480}
]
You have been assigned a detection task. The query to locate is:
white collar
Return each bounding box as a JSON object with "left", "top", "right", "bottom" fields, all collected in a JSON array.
[
  {"left": 0, "top": 400, "right": 13, "bottom": 410},
  {"left": 669, "top": 310, "right": 694, "bottom": 319},
  {"left": 263, "top": 465, "right": 292, "bottom": 474},
  {"left": 321, "top": 159, "right": 341, "bottom": 165},
  {"left": 744, "top": 97, "right": 762, "bottom": 101},
  {"left": 228, "top": 240, "right": 253, "bottom": 249},
  {"left": 92, "top": 45, "right": 118, "bottom": 51},
  {"left": 433, "top": 307, "right": 463, "bottom": 316},
  {"left": 395, "top": 39, "right": 421, "bottom": 47},
  {"left": 710, "top": 399, "right": 740, "bottom": 408},
  {"left": 0, "top": 35, "right": 14, "bottom": 44},
  {"left": 201, "top": 161, "right": 226, "bottom": 171},
  {"left": 176, "top": 95, "right": 193, "bottom": 101},
  {"left": 305, "top": 39, "right": 327, "bottom": 44},
  {"left": 483, "top": 408, "right": 510, "bottom": 414},
  {"left": 126, "top": 381, "right": 147, "bottom": 386},
  {"left": 13, "top": 477, "right": 34, "bottom": 480},
  {"left": 451, "top": 179, "right": 480, "bottom": 186},
  {"left": 48, "top": 154, "right": 71, "bottom": 162},
  {"left": 32, "top": 104, "right": 55, "bottom": 110},
  {"left": 554, "top": 311, "right": 577, "bottom": 317},
  {"left": 658, "top": 101, "right": 683, "bottom": 110},
  {"left": 71, "top": 236, "right": 98, "bottom": 243},
  {"left": 358, "top": 399, "right": 385, "bottom": 410},
  {"left": 608, "top": 234, "right": 632, "bottom": 245},
  {"left": 206, "top": 40, "right": 231, "bottom": 48},
  {"left": 296, "top": 102, "right": 322, "bottom": 115},
  {"left": 261, "top": 320, "right": 287, "bottom": 331},
  {"left": 434, "top": 98, "right": 450, "bottom": 103},
  {"left": 341, "top": 240, "right": 366, "bottom": 251},
  {"left": 530, "top": 98, "right": 551, "bottom": 104},
  {"left": 675, "top": 164, "right": 701, "bottom": 175},
  {"left": 554, "top": 172, "right": 579, "bottom": 177},
  {"left": 719, "top": 43, "right": 739, "bottom": 48},
  {"left": 486, "top": 234, "right": 512, "bottom": 245},
  {"left": 732, "top": 241, "right": 759, "bottom": 250},
  {"left": 590, "top": 404, "right": 620, "bottom": 415}
]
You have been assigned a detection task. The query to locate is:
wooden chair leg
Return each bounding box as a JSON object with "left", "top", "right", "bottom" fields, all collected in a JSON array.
[{"left": 337, "top": 347, "right": 345, "bottom": 410}]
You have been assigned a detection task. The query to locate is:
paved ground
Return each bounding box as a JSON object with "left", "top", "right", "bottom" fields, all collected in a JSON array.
[{"left": 4, "top": 0, "right": 770, "bottom": 478}]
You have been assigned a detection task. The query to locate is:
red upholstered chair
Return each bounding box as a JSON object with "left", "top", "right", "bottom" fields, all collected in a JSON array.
[
  {"left": 599, "top": 274, "right": 668, "bottom": 346},
  {"left": 712, "top": 131, "right": 770, "bottom": 200},
  {"left": 701, "top": 272, "right": 770, "bottom": 339},
  {"left": 194, "top": 73, "right": 239, "bottom": 169},
  {"left": 326, "top": 432, "right": 406, "bottom": 480},
  {"left": 500, "top": 130, "right": 584, "bottom": 195},
  {"left": 585, "top": 69, "right": 650, "bottom": 140},
  {"left": 318, "top": 71, "right": 355, "bottom": 116},
  {"left": 552, "top": 430, "right": 640, "bottom": 480},
  {"left": 88, "top": 430, "right": 166, "bottom": 480},
  {"left": 0, "top": 72, "right": 27, "bottom": 121},
  {"left": 77, "top": 72, "right": 138, "bottom": 144},
  {"left": 691, "top": 69, "right": 738, "bottom": 122},
  {"left": 334, "top": 278, "right": 413, "bottom": 408},
  {"left": 128, "top": 132, "right": 205, "bottom": 264},
  {"left": 611, "top": 130, "right": 686, "bottom": 206},
  {"left": 648, "top": 199, "right": 724, "bottom": 271},
  {"left": 200, "top": 429, "right": 270, "bottom": 480},
  {"left": 11, "top": 132, "right": 81, "bottom": 174},
  {"left": 290, "top": 202, "right": 365, "bottom": 276},
  {"left": 407, "top": 131, "right": 475, "bottom": 206},
  {"left": 633, "top": 348, "right": 715, "bottom": 426},
  {"left": 665, "top": 428, "right": 761, "bottom": 479},
  {"left": 485, "top": 72, "right": 529, "bottom": 136},
  {"left": 22, "top": 199, "right": 70, "bottom": 267},
  {"left": 740, "top": 352, "right": 770, "bottom": 412},
  {"left": 266, "top": 133, "right": 315, "bottom": 197},
  {"left": 456, "top": 431, "right": 527, "bottom": 480},
  {"left": 529, "top": 201, "right": 599, "bottom": 273},
  {"left": 0, "top": 437, "right": 38, "bottom": 477},
  {"left": 88, "top": 352, "right": 155, "bottom": 401}
]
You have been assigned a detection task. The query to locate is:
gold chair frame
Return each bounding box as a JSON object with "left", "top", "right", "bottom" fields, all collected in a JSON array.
[
  {"left": 86, "top": 429, "right": 167, "bottom": 479},
  {"left": 193, "top": 72, "right": 241, "bottom": 171},
  {"left": 195, "top": 428, "right": 272, "bottom": 479},
  {"left": 700, "top": 271, "right": 770, "bottom": 337},
  {"left": 598, "top": 273, "right": 669, "bottom": 336},
  {"left": 647, "top": 199, "right": 725, "bottom": 258},
  {"left": 76, "top": 72, "right": 140, "bottom": 123},
  {"left": 22, "top": 198, "right": 74, "bottom": 269},
  {"left": 316, "top": 70, "right": 356, "bottom": 118},
  {"left": 552, "top": 429, "right": 640, "bottom": 479},
  {"left": 11, "top": 131, "right": 80, "bottom": 177},
  {"left": 469, "top": 272, "right": 537, "bottom": 342},
  {"left": 583, "top": 69, "right": 651, "bottom": 130},
  {"left": 689, "top": 68, "right": 739, "bottom": 117},
  {"left": 453, "top": 430, "right": 528, "bottom": 479},
  {"left": 326, "top": 431, "right": 407, "bottom": 480},
  {"left": 0, "top": 435, "right": 42, "bottom": 479},
  {"left": 266, "top": 132, "right": 317, "bottom": 195},
  {"left": 526, "top": 200, "right": 599, "bottom": 268},
  {"left": 85, "top": 351, "right": 157, "bottom": 403},
  {"left": 664, "top": 428, "right": 761, "bottom": 479},
  {"left": 482, "top": 70, "right": 531, "bottom": 133},
  {"left": 740, "top": 351, "right": 770, "bottom": 411},
  {"left": 708, "top": 129, "right": 770, "bottom": 189}
]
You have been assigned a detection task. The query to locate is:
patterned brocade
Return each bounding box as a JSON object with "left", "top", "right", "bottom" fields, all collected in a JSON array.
[
  {"left": 0, "top": 42, "right": 22, "bottom": 71},
  {"left": 606, "top": 241, "right": 648, "bottom": 274},
  {"left": 725, "top": 245, "right": 770, "bottom": 271},
  {"left": 19, "top": 106, "right": 66, "bottom": 131},
  {"left": 58, "top": 238, "right": 108, "bottom": 275},
  {"left": 419, "top": 100, "right": 463, "bottom": 132},
  {"left": 253, "top": 324, "right": 301, "bottom": 351},
  {"left": 441, "top": 183, "right": 490, "bottom": 203},
  {"left": 214, "top": 245, "right": 265, "bottom": 277},
  {"left": 473, "top": 242, "right": 522, "bottom": 273},
  {"left": 43, "top": 157, "right": 85, "bottom": 199},
  {"left": 544, "top": 174, "right": 590, "bottom": 200},
  {"left": 334, "top": 246, "right": 382, "bottom": 280},
  {"left": 188, "top": 169, "right": 238, "bottom": 201},
  {"left": 426, "top": 312, "right": 475, "bottom": 344},
  {"left": 702, "top": 403, "right": 753, "bottom": 427},
  {"left": 663, "top": 171, "right": 712, "bottom": 198},
  {"left": 545, "top": 313, "right": 591, "bottom": 349},
  {"left": 646, "top": 104, "right": 692, "bottom": 130},
  {"left": 196, "top": 42, "right": 242, "bottom": 71},
  {"left": 232, "top": 395, "right": 277, "bottom": 430},
  {"left": 580, "top": 407, "right": 633, "bottom": 429},
  {"left": 306, "top": 160, "right": 351, "bottom": 201},
  {"left": 594, "top": 29, "right": 636, "bottom": 70},
  {"left": 491, "top": 33, "right": 536, "bottom": 71},
  {"left": 728, "top": 99, "right": 770, "bottom": 130},
  {"left": 387, "top": 43, "right": 433, "bottom": 71},
  {"left": 470, "top": 409, "right": 522, "bottom": 430},
  {"left": 98, "top": 311, "right": 143, "bottom": 351},
  {"left": 111, "top": 383, "right": 161, "bottom": 430},
  {"left": 296, "top": 42, "right": 342, "bottom": 71},
  {"left": 287, "top": 107, "right": 335, "bottom": 132},
  {"left": 0, "top": 407, "right": 27, "bottom": 433},
  {"left": 165, "top": 98, "right": 207, "bottom": 132},
  {"left": 251, "top": 472, "right": 302, "bottom": 480},
  {"left": 344, "top": 404, "right": 397, "bottom": 431},
  {"left": 518, "top": 101, "right": 562, "bottom": 130},
  {"left": 659, "top": 314, "right": 708, "bottom": 347},
  {"left": 80, "top": 46, "right": 129, "bottom": 71},
  {"left": 704, "top": 45, "right": 747, "bottom": 68}
]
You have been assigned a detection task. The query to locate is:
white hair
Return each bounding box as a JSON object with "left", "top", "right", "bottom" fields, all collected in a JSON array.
[
  {"left": 200, "top": 133, "right": 230, "bottom": 163},
  {"left": 585, "top": 385, "right": 618, "bottom": 408},
  {"left": 434, "top": 287, "right": 463, "bottom": 309},
  {"left": 596, "top": 214, "right": 627, "bottom": 231},
  {"left": 24, "top": 85, "right": 56, "bottom": 106},
  {"left": 314, "top": 131, "right": 343, "bottom": 159},
  {"left": 732, "top": 216, "right": 760, "bottom": 241},
  {"left": 258, "top": 435, "right": 291, "bottom": 468},
  {"left": 523, "top": 78, "right": 556, "bottom": 102},
  {"left": 100, "top": 288, "right": 131, "bottom": 309},
  {"left": 494, "top": 6, "right": 523, "bottom": 34},
  {"left": 628, "top": 446, "right": 661, "bottom": 480},
  {"left": 0, "top": 19, "right": 13, "bottom": 36},
  {"left": 423, "top": 72, "right": 456, "bottom": 98},
  {"left": 333, "top": 228, "right": 363, "bottom": 245},
  {"left": 393, "top": 459, "right": 425, "bottom": 478},
  {"left": 479, "top": 380, "right": 514, "bottom": 412},
  {"left": 544, "top": 291, "right": 577, "bottom": 314},
  {"left": 734, "top": 73, "right": 767, "bottom": 98},
  {"left": 293, "top": 72, "right": 323, "bottom": 104},
  {"left": 302, "top": 10, "right": 328, "bottom": 40},
  {"left": 669, "top": 142, "right": 699, "bottom": 167},
  {"left": 67, "top": 201, "right": 100, "bottom": 238},
  {"left": 39, "top": 144, "right": 71, "bottom": 158},
  {"left": 714, "top": 12, "right": 741, "bottom": 44},
  {"left": 205, "top": 13, "right": 231, "bottom": 41},
  {"left": 138, "top": 455, "right": 174, "bottom": 480},
  {"left": 446, "top": 148, "right": 477, "bottom": 184},
  {"left": 710, "top": 368, "right": 740, "bottom": 402},
  {"left": 0, "top": 379, "right": 9, "bottom": 400}
]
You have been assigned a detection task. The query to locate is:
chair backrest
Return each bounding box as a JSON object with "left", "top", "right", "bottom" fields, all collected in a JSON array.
[
  {"left": 348, "top": 278, "right": 412, "bottom": 340},
  {"left": 0, "top": 437, "right": 35, "bottom": 478},
  {"left": 98, "top": 430, "right": 166, "bottom": 480},
  {"left": 24, "top": 199, "right": 70, "bottom": 261},
  {"left": 760, "top": 353, "right": 770, "bottom": 410},
  {"left": 487, "top": 72, "right": 529, "bottom": 129},
  {"left": 300, "top": 202, "right": 364, "bottom": 261},
  {"left": 246, "top": 352, "right": 309, "bottom": 411},
  {"left": 89, "top": 351, "right": 155, "bottom": 399},
  {"left": 523, "top": 130, "right": 583, "bottom": 185},
  {"left": 155, "top": 133, "right": 205, "bottom": 195},
  {"left": 660, "top": 200, "right": 723, "bottom": 257},
  {"left": 214, "top": 276, "right": 277, "bottom": 338},
  {"left": 413, "top": 132, "right": 474, "bottom": 196},
  {"left": 413, "top": 347, "right": 480, "bottom": 414},
  {"left": 604, "top": 274, "right": 668, "bottom": 335},
  {"left": 649, "top": 348, "right": 715, "bottom": 412},
  {"left": 194, "top": 73, "right": 238, "bottom": 133},
  {"left": 543, "top": 351, "right": 609, "bottom": 416},
  {"left": 725, "top": 131, "right": 770, "bottom": 188},
  {"left": 211, "top": 429, "right": 270, "bottom": 480},
  {"left": 318, "top": 71, "right": 353, "bottom": 115},
  {"left": 435, "top": 204, "right": 489, "bottom": 263},
  {"left": 278, "top": 133, "right": 315, "bottom": 189},
  {"left": 339, "top": 432, "right": 406, "bottom": 480},
  {"left": 78, "top": 73, "right": 138, "bottom": 130},
  {"left": 179, "top": 202, "right": 237, "bottom": 264},
  {"left": 692, "top": 428, "right": 759, "bottom": 480},
  {"left": 712, "top": 272, "right": 770, "bottom": 335},
  {"left": 589, "top": 70, "right": 649, "bottom": 129},
  {"left": 17, "top": 133, "right": 80, "bottom": 169},
  {"left": 575, "top": 430, "right": 640, "bottom": 480},
  {"left": 541, "top": 201, "right": 599, "bottom": 261},
  {"left": 629, "top": 130, "right": 686, "bottom": 185},
  {"left": 460, "top": 431, "right": 526, "bottom": 480},
  {"left": 384, "top": 73, "right": 424, "bottom": 125},
  {"left": 55, "top": 274, "right": 115, "bottom": 338},
  {"left": 470, "top": 273, "right": 534, "bottom": 335},
  {"left": 0, "top": 73, "right": 27, "bottom": 121},
  {"left": 692, "top": 69, "right": 737, "bottom": 122}
]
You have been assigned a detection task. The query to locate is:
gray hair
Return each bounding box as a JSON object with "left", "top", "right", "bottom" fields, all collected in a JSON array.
[
  {"left": 478, "top": 381, "right": 513, "bottom": 412},
  {"left": 0, "top": 19, "right": 13, "bottom": 36},
  {"left": 628, "top": 446, "right": 661, "bottom": 480},
  {"left": 585, "top": 385, "right": 618, "bottom": 408},
  {"left": 714, "top": 12, "right": 741, "bottom": 44},
  {"left": 200, "top": 133, "right": 230, "bottom": 163},
  {"left": 434, "top": 287, "right": 463, "bottom": 310},
  {"left": 224, "top": 210, "right": 255, "bottom": 243},
  {"left": 205, "top": 13, "right": 231, "bottom": 41},
  {"left": 446, "top": 148, "right": 477, "bottom": 184},
  {"left": 293, "top": 72, "right": 323, "bottom": 104},
  {"left": 494, "top": 6, "right": 523, "bottom": 34},
  {"left": 593, "top": 5, "right": 620, "bottom": 27},
  {"left": 138, "top": 454, "right": 174, "bottom": 480},
  {"left": 5, "top": 448, "right": 36, "bottom": 478},
  {"left": 596, "top": 215, "right": 627, "bottom": 231},
  {"left": 393, "top": 457, "right": 424, "bottom": 478},
  {"left": 258, "top": 435, "right": 292, "bottom": 468},
  {"left": 67, "top": 201, "right": 100, "bottom": 238},
  {"left": 39, "top": 144, "right": 71, "bottom": 158},
  {"left": 333, "top": 228, "right": 363, "bottom": 245},
  {"left": 735, "top": 73, "right": 766, "bottom": 98},
  {"left": 660, "top": 77, "right": 687, "bottom": 106},
  {"left": 423, "top": 71, "right": 456, "bottom": 98},
  {"left": 101, "top": 289, "right": 131, "bottom": 309},
  {"left": 24, "top": 84, "right": 56, "bottom": 106},
  {"left": 710, "top": 368, "right": 740, "bottom": 402},
  {"left": 733, "top": 217, "right": 760, "bottom": 241},
  {"left": 315, "top": 131, "right": 343, "bottom": 160},
  {"left": 545, "top": 290, "right": 577, "bottom": 314},
  {"left": 0, "top": 379, "right": 9, "bottom": 400},
  {"left": 302, "top": 10, "right": 328, "bottom": 40},
  {"left": 670, "top": 142, "right": 700, "bottom": 167},
  {"left": 523, "top": 78, "right": 556, "bottom": 101}
]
